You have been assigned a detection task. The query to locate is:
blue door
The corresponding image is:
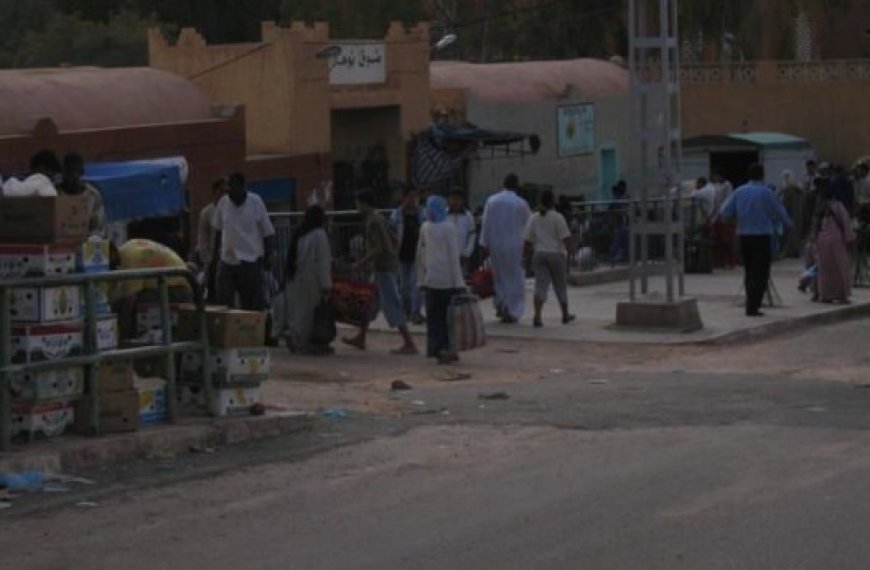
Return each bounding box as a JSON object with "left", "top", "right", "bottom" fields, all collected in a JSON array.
[{"left": 599, "top": 146, "right": 619, "bottom": 200}]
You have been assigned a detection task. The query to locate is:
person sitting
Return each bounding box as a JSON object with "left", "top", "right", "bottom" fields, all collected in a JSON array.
[
  {"left": 58, "top": 152, "right": 105, "bottom": 237},
  {"left": 2, "top": 150, "right": 60, "bottom": 197}
]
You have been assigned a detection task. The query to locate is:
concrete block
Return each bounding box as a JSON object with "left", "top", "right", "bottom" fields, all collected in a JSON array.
[{"left": 615, "top": 296, "right": 703, "bottom": 333}]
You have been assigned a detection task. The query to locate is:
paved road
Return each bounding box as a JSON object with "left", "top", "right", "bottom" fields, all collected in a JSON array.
[{"left": 4, "top": 321, "right": 870, "bottom": 569}]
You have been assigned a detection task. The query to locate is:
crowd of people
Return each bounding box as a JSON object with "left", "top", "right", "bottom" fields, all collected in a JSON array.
[
  {"left": 227, "top": 173, "right": 580, "bottom": 364},
  {"left": 699, "top": 159, "right": 870, "bottom": 317}
]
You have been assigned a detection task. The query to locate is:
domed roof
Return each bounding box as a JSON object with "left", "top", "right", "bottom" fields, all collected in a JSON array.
[
  {"left": 0, "top": 67, "right": 213, "bottom": 136},
  {"left": 431, "top": 59, "right": 629, "bottom": 103}
]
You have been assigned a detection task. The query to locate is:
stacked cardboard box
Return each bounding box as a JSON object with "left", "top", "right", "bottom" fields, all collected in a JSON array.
[
  {"left": 73, "top": 361, "right": 138, "bottom": 434},
  {"left": 0, "top": 195, "right": 124, "bottom": 439},
  {"left": 178, "top": 307, "right": 268, "bottom": 417}
]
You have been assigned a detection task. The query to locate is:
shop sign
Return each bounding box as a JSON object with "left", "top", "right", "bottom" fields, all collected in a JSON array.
[
  {"left": 557, "top": 103, "right": 596, "bottom": 157},
  {"left": 328, "top": 42, "right": 387, "bottom": 85}
]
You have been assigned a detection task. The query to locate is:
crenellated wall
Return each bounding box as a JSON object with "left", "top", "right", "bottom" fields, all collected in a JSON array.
[{"left": 681, "top": 60, "right": 870, "bottom": 165}]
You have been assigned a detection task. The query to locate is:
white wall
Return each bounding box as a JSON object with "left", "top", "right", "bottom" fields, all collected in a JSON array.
[{"left": 464, "top": 92, "right": 631, "bottom": 208}]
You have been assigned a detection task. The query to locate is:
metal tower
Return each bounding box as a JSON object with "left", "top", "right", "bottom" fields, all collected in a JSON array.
[{"left": 627, "top": 0, "right": 685, "bottom": 303}]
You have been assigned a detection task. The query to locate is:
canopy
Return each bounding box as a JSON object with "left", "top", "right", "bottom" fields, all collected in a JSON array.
[{"left": 84, "top": 159, "right": 186, "bottom": 222}]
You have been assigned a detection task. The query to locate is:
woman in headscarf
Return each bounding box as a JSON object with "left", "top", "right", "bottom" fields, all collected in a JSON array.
[
  {"left": 285, "top": 205, "right": 333, "bottom": 354},
  {"left": 779, "top": 170, "right": 805, "bottom": 258},
  {"left": 417, "top": 195, "right": 466, "bottom": 364},
  {"left": 813, "top": 178, "right": 855, "bottom": 303}
]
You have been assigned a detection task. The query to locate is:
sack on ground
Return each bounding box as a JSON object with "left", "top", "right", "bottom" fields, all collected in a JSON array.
[
  {"left": 448, "top": 294, "right": 487, "bottom": 352},
  {"left": 309, "top": 299, "right": 337, "bottom": 346},
  {"left": 330, "top": 278, "right": 378, "bottom": 326}
]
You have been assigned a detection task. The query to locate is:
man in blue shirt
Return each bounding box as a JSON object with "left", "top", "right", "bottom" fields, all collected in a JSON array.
[{"left": 719, "top": 163, "right": 794, "bottom": 317}]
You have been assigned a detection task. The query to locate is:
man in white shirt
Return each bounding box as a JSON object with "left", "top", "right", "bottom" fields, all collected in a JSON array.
[
  {"left": 2, "top": 150, "right": 60, "bottom": 197},
  {"left": 692, "top": 177, "right": 718, "bottom": 221},
  {"left": 214, "top": 173, "right": 276, "bottom": 311},
  {"left": 479, "top": 174, "right": 532, "bottom": 323},
  {"left": 447, "top": 189, "right": 476, "bottom": 274}
]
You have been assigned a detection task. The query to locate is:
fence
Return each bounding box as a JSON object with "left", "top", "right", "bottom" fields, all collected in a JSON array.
[
  {"left": 270, "top": 198, "right": 708, "bottom": 281},
  {"left": 0, "top": 267, "right": 210, "bottom": 450}
]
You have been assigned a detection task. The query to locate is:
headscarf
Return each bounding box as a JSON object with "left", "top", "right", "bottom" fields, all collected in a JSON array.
[
  {"left": 426, "top": 195, "right": 448, "bottom": 224},
  {"left": 287, "top": 205, "right": 327, "bottom": 280}
]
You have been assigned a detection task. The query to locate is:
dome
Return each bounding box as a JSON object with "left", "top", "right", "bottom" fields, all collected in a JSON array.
[
  {"left": 431, "top": 59, "right": 629, "bottom": 103},
  {"left": 0, "top": 67, "right": 213, "bottom": 136}
]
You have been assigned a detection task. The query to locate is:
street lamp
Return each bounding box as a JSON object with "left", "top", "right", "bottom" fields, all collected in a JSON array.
[
  {"left": 315, "top": 45, "right": 342, "bottom": 60},
  {"left": 433, "top": 33, "right": 458, "bottom": 52}
]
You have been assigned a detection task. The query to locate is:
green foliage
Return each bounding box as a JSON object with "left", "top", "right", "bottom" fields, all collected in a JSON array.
[{"left": 15, "top": 10, "right": 159, "bottom": 67}]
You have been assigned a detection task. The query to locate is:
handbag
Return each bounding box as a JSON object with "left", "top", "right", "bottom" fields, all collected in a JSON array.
[
  {"left": 330, "top": 277, "right": 379, "bottom": 326},
  {"left": 469, "top": 263, "right": 494, "bottom": 299},
  {"left": 448, "top": 294, "right": 487, "bottom": 352},
  {"left": 309, "top": 299, "right": 337, "bottom": 346}
]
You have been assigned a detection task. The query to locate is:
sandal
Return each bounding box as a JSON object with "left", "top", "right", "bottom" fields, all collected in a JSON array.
[{"left": 341, "top": 337, "right": 366, "bottom": 351}]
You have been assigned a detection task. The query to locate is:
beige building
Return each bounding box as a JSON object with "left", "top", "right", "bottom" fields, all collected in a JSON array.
[
  {"left": 149, "top": 21, "right": 432, "bottom": 209},
  {"left": 431, "top": 59, "right": 631, "bottom": 206}
]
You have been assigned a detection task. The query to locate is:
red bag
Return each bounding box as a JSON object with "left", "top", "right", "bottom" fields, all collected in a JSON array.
[
  {"left": 470, "top": 266, "right": 494, "bottom": 300},
  {"left": 330, "top": 278, "right": 378, "bottom": 326}
]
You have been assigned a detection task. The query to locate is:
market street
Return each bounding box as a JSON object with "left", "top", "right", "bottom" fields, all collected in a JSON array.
[{"left": 4, "top": 317, "right": 870, "bottom": 570}]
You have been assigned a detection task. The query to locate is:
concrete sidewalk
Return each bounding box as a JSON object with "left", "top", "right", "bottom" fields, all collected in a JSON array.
[{"left": 374, "top": 259, "right": 870, "bottom": 346}]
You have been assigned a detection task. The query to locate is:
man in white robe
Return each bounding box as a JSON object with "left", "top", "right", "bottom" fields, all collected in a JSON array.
[{"left": 479, "top": 174, "right": 531, "bottom": 323}]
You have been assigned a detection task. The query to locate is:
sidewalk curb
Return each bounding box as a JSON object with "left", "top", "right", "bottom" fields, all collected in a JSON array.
[
  {"left": 695, "top": 302, "right": 870, "bottom": 347},
  {"left": 0, "top": 412, "right": 317, "bottom": 474}
]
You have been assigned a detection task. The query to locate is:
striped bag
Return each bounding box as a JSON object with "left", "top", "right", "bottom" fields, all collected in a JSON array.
[{"left": 447, "top": 294, "right": 487, "bottom": 352}]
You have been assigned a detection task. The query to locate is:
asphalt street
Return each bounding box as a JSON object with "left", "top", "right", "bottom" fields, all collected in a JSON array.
[{"left": 4, "top": 319, "right": 870, "bottom": 569}]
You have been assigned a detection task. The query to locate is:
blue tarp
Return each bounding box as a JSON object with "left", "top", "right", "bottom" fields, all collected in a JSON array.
[{"left": 83, "top": 161, "right": 186, "bottom": 223}]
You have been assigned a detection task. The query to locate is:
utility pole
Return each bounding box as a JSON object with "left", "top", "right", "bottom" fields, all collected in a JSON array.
[{"left": 616, "top": 0, "right": 702, "bottom": 332}]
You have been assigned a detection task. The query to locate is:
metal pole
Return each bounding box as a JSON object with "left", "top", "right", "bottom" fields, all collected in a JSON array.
[
  {"left": 158, "top": 277, "right": 178, "bottom": 423},
  {"left": 0, "top": 286, "right": 11, "bottom": 450},
  {"left": 84, "top": 281, "right": 101, "bottom": 435}
]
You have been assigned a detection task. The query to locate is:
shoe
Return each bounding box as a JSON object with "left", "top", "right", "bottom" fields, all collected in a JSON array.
[
  {"left": 410, "top": 314, "right": 427, "bottom": 325},
  {"left": 500, "top": 315, "right": 518, "bottom": 324},
  {"left": 391, "top": 345, "right": 419, "bottom": 356},
  {"left": 746, "top": 311, "right": 765, "bottom": 317},
  {"left": 533, "top": 319, "right": 543, "bottom": 328},
  {"left": 341, "top": 337, "right": 366, "bottom": 351},
  {"left": 562, "top": 314, "right": 576, "bottom": 325}
]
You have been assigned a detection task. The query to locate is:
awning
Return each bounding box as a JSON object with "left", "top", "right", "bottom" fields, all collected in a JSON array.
[{"left": 84, "top": 159, "right": 186, "bottom": 223}]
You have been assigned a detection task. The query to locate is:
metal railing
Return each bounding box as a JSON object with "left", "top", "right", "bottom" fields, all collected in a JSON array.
[
  {"left": 269, "top": 200, "right": 709, "bottom": 279},
  {"left": 0, "top": 267, "right": 211, "bottom": 450}
]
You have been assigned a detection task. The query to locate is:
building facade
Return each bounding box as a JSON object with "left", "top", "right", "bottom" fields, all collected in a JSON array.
[{"left": 150, "top": 20, "right": 432, "bottom": 210}]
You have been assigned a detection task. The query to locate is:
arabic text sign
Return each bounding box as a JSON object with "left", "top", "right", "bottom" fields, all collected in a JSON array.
[{"left": 329, "top": 43, "right": 387, "bottom": 86}]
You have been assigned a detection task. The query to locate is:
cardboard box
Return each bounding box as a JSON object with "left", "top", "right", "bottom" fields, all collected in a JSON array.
[
  {"left": 10, "top": 367, "right": 84, "bottom": 403},
  {"left": 177, "top": 308, "right": 266, "bottom": 348},
  {"left": 175, "top": 305, "right": 229, "bottom": 342},
  {"left": 77, "top": 238, "right": 111, "bottom": 273},
  {"left": 11, "top": 402, "right": 75, "bottom": 439},
  {"left": 136, "top": 377, "right": 169, "bottom": 426},
  {"left": 209, "top": 386, "right": 262, "bottom": 417},
  {"left": 10, "top": 286, "right": 81, "bottom": 323},
  {"left": 74, "top": 392, "right": 139, "bottom": 435},
  {"left": 96, "top": 360, "right": 135, "bottom": 394},
  {"left": 11, "top": 321, "right": 83, "bottom": 364},
  {"left": 81, "top": 282, "right": 112, "bottom": 315},
  {"left": 0, "top": 195, "right": 90, "bottom": 244},
  {"left": 0, "top": 244, "right": 77, "bottom": 279},
  {"left": 182, "top": 348, "right": 270, "bottom": 387},
  {"left": 95, "top": 315, "right": 119, "bottom": 351},
  {"left": 135, "top": 304, "right": 180, "bottom": 339}
]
